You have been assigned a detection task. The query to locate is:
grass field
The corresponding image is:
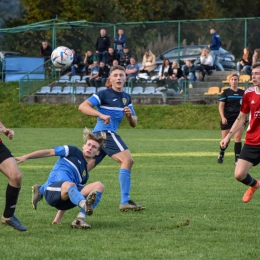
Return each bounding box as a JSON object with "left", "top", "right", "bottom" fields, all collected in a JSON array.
[{"left": 1, "top": 128, "right": 260, "bottom": 260}]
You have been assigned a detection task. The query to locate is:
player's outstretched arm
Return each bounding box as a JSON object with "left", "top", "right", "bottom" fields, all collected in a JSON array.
[
  {"left": 220, "top": 111, "right": 247, "bottom": 148},
  {"left": 15, "top": 149, "right": 55, "bottom": 163},
  {"left": 123, "top": 106, "right": 137, "bottom": 128}
]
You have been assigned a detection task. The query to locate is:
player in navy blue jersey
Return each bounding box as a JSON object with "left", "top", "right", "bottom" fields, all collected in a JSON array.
[
  {"left": 15, "top": 130, "right": 106, "bottom": 229},
  {"left": 218, "top": 73, "right": 245, "bottom": 164},
  {"left": 78, "top": 65, "right": 145, "bottom": 211}
]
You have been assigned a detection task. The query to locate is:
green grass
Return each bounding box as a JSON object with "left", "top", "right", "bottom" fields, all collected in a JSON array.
[
  {"left": 0, "top": 82, "right": 220, "bottom": 129},
  {"left": 1, "top": 128, "right": 260, "bottom": 260}
]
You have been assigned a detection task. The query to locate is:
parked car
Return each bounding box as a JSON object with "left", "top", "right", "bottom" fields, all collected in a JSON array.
[
  {"left": 139, "top": 45, "right": 235, "bottom": 74},
  {"left": 0, "top": 51, "right": 22, "bottom": 80}
]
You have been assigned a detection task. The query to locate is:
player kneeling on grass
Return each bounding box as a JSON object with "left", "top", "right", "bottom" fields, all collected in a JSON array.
[{"left": 15, "top": 129, "right": 106, "bottom": 229}]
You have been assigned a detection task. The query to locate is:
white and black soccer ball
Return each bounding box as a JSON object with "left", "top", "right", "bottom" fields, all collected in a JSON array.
[{"left": 51, "top": 46, "right": 73, "bottom": 68}]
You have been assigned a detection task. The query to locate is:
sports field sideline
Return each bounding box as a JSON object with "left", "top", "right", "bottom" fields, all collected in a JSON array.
[{"left": 0, "top": 128, "right": 259, "bottom": 260}]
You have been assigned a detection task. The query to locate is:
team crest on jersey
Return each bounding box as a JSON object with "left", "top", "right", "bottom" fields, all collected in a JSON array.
[
  {"left": 82, "top": 170, "right": 86, "bottom": 177},
  {"left": 122, "top": 98, "right": 127, "bottom": 105}
]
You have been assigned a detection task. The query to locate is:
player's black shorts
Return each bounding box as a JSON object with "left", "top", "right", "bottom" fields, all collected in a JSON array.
[
  {"left": 0, "top": 141, "right": 13, "bottom": 164},
  {"left": 93, "top": 131, "right": 128, "bottom": 166},
  {"left": 239, "top": 144, "right": 260, "bottom": 166},
  {"left": 220, "top": 120, "right": 235, "bottom": 130}
]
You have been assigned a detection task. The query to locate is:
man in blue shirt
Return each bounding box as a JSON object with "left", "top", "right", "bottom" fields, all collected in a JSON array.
[
  {"left": 15, "top": 130, "right": 106, "bottom": 229},
  {"left": 126, "top": 57, "right": 139, "bottom": 81},
  {"left": 208, "top": 28, "right": 224, "bottom": 71},
  {"left": 78, "top": 65, "right": 144, "bottom": 211},
  {"left": 86, "top": 60, "right": 100, "bottom": 87}
]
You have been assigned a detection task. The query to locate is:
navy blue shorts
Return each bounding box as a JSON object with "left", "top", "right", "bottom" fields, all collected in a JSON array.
[
  {"left": 44, "top": 181, "right": 84, "bottom": 210},
  {"left": 0, "top": 141, "right": 13, "bottom": 164},
  {"left": 93, "top": 131, "right": 128, "bottom": 166}
]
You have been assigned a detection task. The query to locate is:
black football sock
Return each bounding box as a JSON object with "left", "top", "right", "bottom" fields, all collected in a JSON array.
[
  {"left": 240, "top": 174, "right": 257, "bottom": 187},
  {"left": 234, "top": 142, "right": 242, "bottom": 162},
  {"left": 3, "top": 184, "right": 20, "bottom": 218},
  {"left": 219, "top": 145, "right": 228, "bottom": 157}
]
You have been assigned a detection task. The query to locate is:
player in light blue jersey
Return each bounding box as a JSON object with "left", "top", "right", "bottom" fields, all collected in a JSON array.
[
  {"left": 78, "top": 65, "right": 145, "bottom": 211},
  {"left": 15, "top": 130, "right": 106, "bottom": 229}
]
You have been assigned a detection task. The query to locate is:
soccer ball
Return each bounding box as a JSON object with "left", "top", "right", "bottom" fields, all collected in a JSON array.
[{"left": 51, "top": 46, "right": 73, "bottom": 68}]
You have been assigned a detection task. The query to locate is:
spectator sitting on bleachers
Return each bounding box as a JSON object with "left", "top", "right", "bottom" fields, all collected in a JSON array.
[
  {"left": 169, "top": 60, "right": 183, "bottom": 92},
  {"left": 126, "top": 57, "right": 139, "bottom": 82},
  {"left": 86, "top": 60, "right": 99, "bottom": 87},
  {"left": 71, "top": 49, "right": 85, "bottom": 76},
  {"left": 160, "top": 72, "right": 180, "bottom": 105},
  {"left": 83, "top": 51, "right": 94, "bottom": 74},
  {"left": 158, "top": 59, "right": 171, "bottom": 80},
  {"left": 197, "top": 48, "right": 214, "bottom": 82},
  {"left": 87, "top": 61, "right": 109, "bottom": 88},
  {"left": 179, "top": 60, "right": 197, "bottom": 93},
  {"left": 113, "top": 28, "right": 127, "bottom": 58},
  {"left": 107, "top": 47, "right": 119, "bottom": 68},
  {"left": 139, "top": 49, "right": 156, "bottom": 75},
  {"left": 236, "top": 47, "right": 252, "bottom": 76},
  {"left": 252, "top": 49, "right": 260, "bottom": 66},
  {"left": 119, "top": 46, "right": 132, "bottom": 68}
]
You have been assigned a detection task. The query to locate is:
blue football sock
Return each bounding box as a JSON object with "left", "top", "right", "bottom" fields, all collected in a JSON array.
[
  {"left": 39, "top": 185, "right": 44, "bottom": 195},
  {"left": 119, "top": 169, "right": 131, "bottom": 204},
  {"left": 68, "top": 186, "right": 85, "bottom": 207},
  {"left": 79, "top": 191, "right": 103, "bottom": 216}
]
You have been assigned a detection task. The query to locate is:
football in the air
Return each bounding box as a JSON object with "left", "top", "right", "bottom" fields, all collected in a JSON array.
[{"left": 51, "top": 46, "right": 73, "bottom": 68}]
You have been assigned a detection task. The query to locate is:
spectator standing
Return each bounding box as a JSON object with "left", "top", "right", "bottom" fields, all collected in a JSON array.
[
  {"left": 114, "top": 28, "right": 127, "bottom": 58},
  {"left": 71, "top": 49, "right": 85, "bottom": 76},
  {"left": 126, "top": 57, "right": 139, "bottom": 82},
  {"left": 218, "top": 73, "right": 244, "bottom": 164},
  {"left": 95, "top": 28, "right": 110, "bottom": 65},
  {"left": 236, "top": 47, "right": 252, "bottom": 75},
  {"left": 39, "top": 40, "right": 52, "bottom": 58},
  {"left": 197, "top": 48, "right": 214, "bottom": 82},
  {"left": 208, "top": 28, "right": 224, "bottom": 71},
  {"left": 84, "top": 51, "right": 94, "bottom": 74},
  {"left": 119, "top": 46, "right": 132, "bottom": 68},
  {"left": 86, "top": 60, "right": 100, "bottom": 87},
  {"left": 252, "top": 49, "right": 260, "bottom": 66},
  {"left": 139, "top": 49, "right": 156, "bottom": 75},
  {"left": 107, "top": 47, "right": 119, "bottom": 68}
]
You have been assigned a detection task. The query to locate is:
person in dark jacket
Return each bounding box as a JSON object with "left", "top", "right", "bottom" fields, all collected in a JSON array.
[
  {"left": 119, "top": 46, "right": 132, "bottom": 68},
  {"left": 84, "top": 51, "right": 94, "bottom": 74},
  {"left": 95, "top": 28, "right": 110, "bottom": 65},
  {"left": 236, "top": 47, "right": 252, "bottom": 75},
  {"left": 107, "top": 47, "right": 119, "bottom": 68},
  {"left": 208, "top": 28, "right": 224, "bottom": 71},
  {"left": 39, "top": 40, "right": 52, "bottom": 57},
  {"left": 113, "top": 28, "right": 127, "bottom": 58},
  {"left": 71, "top": 49, "right": 85, "bottom": 76}
]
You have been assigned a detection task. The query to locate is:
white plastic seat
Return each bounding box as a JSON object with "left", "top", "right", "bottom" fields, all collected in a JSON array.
[
  {"left": 132, "top": 86, "right": 143, "bottom": 94},
  {"left": 77, "top": 75, "right": 90, "bottom": 84},
  {"left": 143, "top": 86, "right": 155, "bottom": 94},
  {"left": 97, "top": 86, "right": 107, "bottom": 92},
  {"left": 36, "top": 86, "right": 51, "bottom": 94},
  {"left": 70, "top": 75, "right": 81, "bottom": 83},
  {"left": 49, "top": 86, "right": 63, "bottom": 94},
  {"left": 56, "top": 75, "right": 70, "bottom": 83},
  {"left": 85, "top": 87, "right": 96, "bottom": 94},
  {"left": 75, "top": 86, "right": 85, "bottom": 94},
  {"left": 123, "top": 87, "right": 132, "bottom": 94},
  {"left": 61, "top": 86, "right": 74, "bottom": 94}
]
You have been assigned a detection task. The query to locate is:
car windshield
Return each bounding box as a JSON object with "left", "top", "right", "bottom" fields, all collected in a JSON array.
[
  {"left": 163, "top": 48, "right": 183, "bottom": 58},
  {"left": 185, "top": 47, "right": 202, "bottom": 56}
]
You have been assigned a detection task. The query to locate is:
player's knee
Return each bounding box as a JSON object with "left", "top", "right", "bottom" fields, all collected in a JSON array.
[
  {"left": 234, "top": 169, "right": 246, "bottom": 181},
  {"left": 10, "top": 171, "right": 22, "bottom": 186},
  {"left": 95, "top": 181, "right": 105, "bottom": 192}
]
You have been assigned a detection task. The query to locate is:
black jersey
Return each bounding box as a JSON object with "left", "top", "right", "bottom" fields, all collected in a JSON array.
[{"left": 219, "top": 88, "right": 244, "bottom": 120}]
